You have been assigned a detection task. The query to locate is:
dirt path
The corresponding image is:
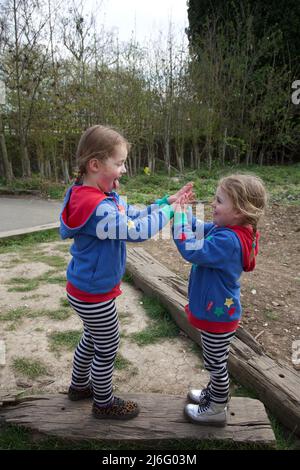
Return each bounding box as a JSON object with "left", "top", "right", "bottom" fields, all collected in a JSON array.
[{"left": 0, "top": 242, "right": 208, "bottom": 398}]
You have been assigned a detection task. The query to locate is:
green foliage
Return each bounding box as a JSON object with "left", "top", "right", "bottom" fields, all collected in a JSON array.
[
  {"left": 0, "top": 305, "right": 72, "bottom": 324},
  {"left": 131, "top": 295, "right": 180, "bottom": 346},
  {"left": 48, "top": 330, "right": 82, "bottom": 351},
  {"left": 5, "top": 269, "right": 66, "bottom": 292},
  {"left": 115, "top": 353, "right": 132, "bottom": 370},
  {"left": 12, "top": 358, "right": 48, "bottom": 379},
  {"left": 1, "top": 0, "right": 299, "bottom": 182},
  {"left": 0, "top": 229, "right": 61, "bottom": 253},
  {"left": 187, "top": 0, "right": 300, "bottom": 72}
]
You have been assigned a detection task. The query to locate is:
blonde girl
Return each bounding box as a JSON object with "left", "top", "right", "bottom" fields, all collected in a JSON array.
[{"left": 173, "top": 174, "right": 267, "bottom": 426}]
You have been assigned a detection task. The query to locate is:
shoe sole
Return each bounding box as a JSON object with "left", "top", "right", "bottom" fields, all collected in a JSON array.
[{"left": 184, "top": 408, "right": 226, "bottom": 427}]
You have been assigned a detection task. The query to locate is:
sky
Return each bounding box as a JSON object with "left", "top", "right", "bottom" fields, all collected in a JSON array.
[{"left": 90, "top": 0, "right": 188, "bottom": 44}]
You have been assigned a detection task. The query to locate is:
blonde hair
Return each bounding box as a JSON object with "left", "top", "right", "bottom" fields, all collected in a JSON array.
[
  {"left": 218, "top": 174, "right": 268, "bottom": 260},
  {"left": 75, "top": 125, "right": 131, "bottom": 183}
]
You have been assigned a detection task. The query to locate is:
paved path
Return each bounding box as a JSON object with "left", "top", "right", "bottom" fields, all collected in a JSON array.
[{"left": 0, "top": 196, "right": 62, "bottom": 233}]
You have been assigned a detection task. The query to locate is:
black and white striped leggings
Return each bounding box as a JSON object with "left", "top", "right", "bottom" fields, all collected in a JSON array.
[
  {"left": 200, "top": 330, "right": 236, "bottom": 404},
  {"left": 67, "top": 294, "right": 120, "bottom": 407}
]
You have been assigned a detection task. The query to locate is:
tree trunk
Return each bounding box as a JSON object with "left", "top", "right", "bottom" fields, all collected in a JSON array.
[
  {"left": 190, "top": 148, "right": 194, "bottom": 169},
  {"left": 20, "top": 135, "right": 31, "bottom": 177},
  {"left": 259, "top": 147, "right": 265, "bottom": 166},
  {"left": 127, "top": 153, "right": 132, "bottom": 177},
  {"left": 0, "top": 113, "right": 14, "bottom": 183},
  {"left": 61, "top": 136, "right": 70, "bottom": 183},
  {"left": 62, "top": 159, "right": 70, "bottom": 183},
  {"left": 164, "top": 137, "right": 171, "bottom": 176},
  {"left": 147, "top": 143, "right": 155, "bottom": 173},
  {"left": 51, "top": 146, "right": 58, "bottom": 182},
  {"left": 193, "top": 140, "right": 200, "bottom": 170},
  {"left": 132, "top": 149, "right": 137, "bottom": 175},
  {"left": 164, "top": 112, "right": 171, "bottom": 176},
  {"left": 45, "top": 159, "right": 52, "bottom": 179},
  {"left": 37, "top": 141, "right": 45, "bottom": 177},
  {"left": 221, "top": 127, "right": 227, "bottom": 166},
  {"left": 175, "top": 142, "right": 184, "bottom": 174},
  {"left": 39, "top": 159, "right": 45, "bottom": 178},
  {"left": 207, "top": 134, "right": 212, "bottom": 171},
  {"left": 234, "top": 148, "right": 240, "bottom": 165}
]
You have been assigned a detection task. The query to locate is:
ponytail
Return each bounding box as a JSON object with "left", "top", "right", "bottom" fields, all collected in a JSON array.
[
  {"left": 250, "top": 223, "right": 257, "bottom": 261},
  {"left": 74, "top": 167, "right": 85, "bottom": 184}
]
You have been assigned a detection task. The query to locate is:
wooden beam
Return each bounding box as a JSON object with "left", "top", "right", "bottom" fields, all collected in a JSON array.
[
  {"left": 0, "top": 392, "right": 275, "bottom": 445},
  {"left": 126, "top": 247, "right": 300, "bottom": 437},
  {"left": 0, "top": 223, "right": 59, "bottom": 239}
]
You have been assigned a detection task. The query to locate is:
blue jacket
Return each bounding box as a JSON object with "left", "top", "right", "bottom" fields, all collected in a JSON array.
[
  {"left": 173, "top": 212, "right": 259, "bottom": 333},
  {"left": 60, "top": 184, "right": 172, "bottom": 294}
]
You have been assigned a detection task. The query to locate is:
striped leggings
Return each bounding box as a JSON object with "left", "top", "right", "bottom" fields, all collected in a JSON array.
[
  {"left": 67, "top": 294, "right": 120, "bottom": 407},
  {"left": 200, "top": 330, "right": 236, "bottom": 404}
]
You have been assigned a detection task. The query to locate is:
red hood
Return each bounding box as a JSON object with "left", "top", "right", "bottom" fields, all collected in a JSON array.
[
  {"left": 62, "top": 186, "right": 108, "bottom": 228},
  {"left": 226, "top": 225, "right": 260, "bottom": 272}
]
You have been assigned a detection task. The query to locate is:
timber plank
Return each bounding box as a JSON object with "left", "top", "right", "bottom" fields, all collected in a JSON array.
[{"left": 0, "top": 393, "right": 275, "bottom": 445}]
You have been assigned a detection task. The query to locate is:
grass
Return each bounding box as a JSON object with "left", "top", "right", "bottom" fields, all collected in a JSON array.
[
  {"left": 20, "top": 294, "right": 49, "bottom": 300},
  {"left": 230, "top": 380, "right": 259, "bottom": 400},
  {"left": 0, "top": 307, "right": 29, "bottom": 322},
  {"left": 122, "top": 271, "right": 134, "bottom": 285},
  {"left": 269, "top": 414, "right": 299, "bottom": 450},
  {"left": 55, "top": 244, "right": 71, "bottom": 254},
  {"left": 0, "top": 229, "right": 61, "bottom": 254},
  {"left": 263, "top": 308, "right": 280, "bottom": 321},
  {"left": 12, "top": 357, "right": 49, "bottom": 379},
  {"left": 27, "top": 254, "right": 67, "bottom": 269},
  {"left": 48, "top": 330, "right": 82, "bottom": 352},
  {"left": 0, "top": 306, "right": 72, "bottom": 323},
  {"left": 131, "top": 295, "right": 180, "bottom": 346},
  {"left": 7, "top": 277, "right": 40, "bottom": 292},
  {"left": 115, "top": 352, "right": 133, "bottom": 370},
  {"left": 6, "top": 269, "right": 66, "bottom": 292},
  {"left": 0, "top": 164, "right": 299, "bottom": 207},
  {"left": 60, "top": 297, "right": 70, "bottom": 308},
  {"left": 118, "top": 163, "right": 300, "bottom": 206}
]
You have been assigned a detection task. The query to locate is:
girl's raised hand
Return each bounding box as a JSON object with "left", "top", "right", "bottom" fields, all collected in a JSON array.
[
  {"left": 172, "top": 193, "right": 190, "bottom": 213},
  {"left": 168, "top": 182, "right": 195, "bottom": 204}
]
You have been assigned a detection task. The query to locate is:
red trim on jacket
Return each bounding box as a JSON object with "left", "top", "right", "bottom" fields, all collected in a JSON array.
[
  {"left": 66, "top": 281, "right": 122, "bottom": 303},
  {"left": 62, "top": 186, "right": 108, "bottom": 228},
  {"left": 226, "top": 225, "right": 260, "bottom": 272},
  {"left": 185, "top": 305, "right": 239, "bottom": 333}
]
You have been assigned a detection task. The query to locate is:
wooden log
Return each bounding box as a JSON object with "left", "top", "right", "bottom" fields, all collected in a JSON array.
[
  {"left": 0, "top": 223, "right": 60, "bottom": 239},
  {"left": 0, "top": 393, "right": 275, "bottom": 445},
  {"left": 126, "top": 247, "right": 300, "bottom": 437}
]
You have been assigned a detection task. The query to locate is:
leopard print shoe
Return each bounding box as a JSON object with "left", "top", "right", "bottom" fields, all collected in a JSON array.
[
  {"left": 68, "top": 383, "right": 93, "bottom": 401},
  {"left": 92, "top": 397, "right": 140, "bottom": 420}
]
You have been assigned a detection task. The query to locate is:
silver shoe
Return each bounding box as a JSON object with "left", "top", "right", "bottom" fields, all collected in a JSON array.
[
  {"left": 187, "top": 387, "right": 210, "bottom": 405},
  {"left": 184, "top": 401, "right": 227, "bottom": 427}
]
